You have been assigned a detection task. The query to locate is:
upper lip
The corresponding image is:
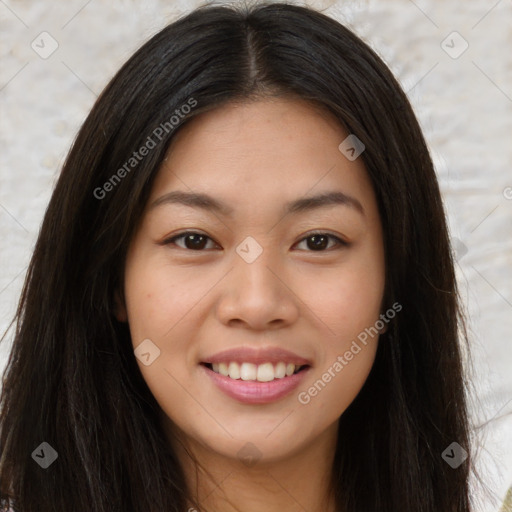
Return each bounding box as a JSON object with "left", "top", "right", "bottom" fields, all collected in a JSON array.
[{"left": 202, "top": 346, "right": 312, "bottom": 366}]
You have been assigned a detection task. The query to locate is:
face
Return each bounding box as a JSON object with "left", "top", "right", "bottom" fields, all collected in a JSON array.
[{"left": 118, "top": 97, "right": 386, "bottom": 465}]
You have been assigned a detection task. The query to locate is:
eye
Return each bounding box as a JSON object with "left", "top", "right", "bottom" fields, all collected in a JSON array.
[
  {"left": 294, "top": 231, "right": 347, "bottom": 252},
  {"left": 163, "top": 231, "right": 218, "bottom": 251},
  {"left": 162, "top": 230, "right": 347, "bottom": 252}
]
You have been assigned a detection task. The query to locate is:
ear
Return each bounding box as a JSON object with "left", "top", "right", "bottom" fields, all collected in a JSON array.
[
  {"left": 379, "top": 319, "right": 388, "bottom": 334},
  {"left": 113, "top": 289, "right": 128, "bottom": 322}
]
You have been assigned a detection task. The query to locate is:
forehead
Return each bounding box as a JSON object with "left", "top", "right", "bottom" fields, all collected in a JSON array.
[
  {"left": 148, "top": 98, "right": 375, "bottom": 217},
  {"left": 162, "top": 97, "right": 347, "bottom": 173}
]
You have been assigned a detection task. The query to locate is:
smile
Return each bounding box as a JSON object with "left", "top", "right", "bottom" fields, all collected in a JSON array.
[{"left": 200, "top": 362, "right": 311, "bottom": 404}]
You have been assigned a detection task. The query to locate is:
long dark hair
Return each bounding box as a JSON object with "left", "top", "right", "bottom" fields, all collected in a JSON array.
[{"left": 0, "top": 2, "right": 472, "bottom": 510}]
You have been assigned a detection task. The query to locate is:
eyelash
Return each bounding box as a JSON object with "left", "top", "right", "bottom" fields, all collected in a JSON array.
[{"left": 162, "top": 230, "right": 348, "bottom": 252}]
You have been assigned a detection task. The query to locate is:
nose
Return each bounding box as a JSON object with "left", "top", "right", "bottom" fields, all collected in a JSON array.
[{"left": 214, "top": 249, "right": 300, "bottom": 331}]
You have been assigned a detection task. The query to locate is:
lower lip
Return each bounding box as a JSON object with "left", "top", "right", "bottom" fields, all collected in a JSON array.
[{"left": 201, "top": 364, "right": 311, "bottom": 404}]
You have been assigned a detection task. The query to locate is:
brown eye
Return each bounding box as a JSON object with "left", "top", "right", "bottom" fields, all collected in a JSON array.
[
  {"left": 164, "top": 232, "right": 217, "bottom": 251},
  {"left": 295, "top": 232, "right": 347, "bottom": 252}
]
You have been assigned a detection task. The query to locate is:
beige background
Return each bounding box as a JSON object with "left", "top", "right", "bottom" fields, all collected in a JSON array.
[{"left": 0, "top": 0, "right": 511, "bottom": 510}]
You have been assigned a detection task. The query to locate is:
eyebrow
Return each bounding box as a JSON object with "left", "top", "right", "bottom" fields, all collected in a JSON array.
[{"left": 149, "top": 190, "right": 364, "bottom": 216}]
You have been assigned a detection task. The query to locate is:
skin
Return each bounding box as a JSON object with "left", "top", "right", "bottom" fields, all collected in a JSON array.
[{"left": 116, "top": 97, "right": 386, "bottom": 512}]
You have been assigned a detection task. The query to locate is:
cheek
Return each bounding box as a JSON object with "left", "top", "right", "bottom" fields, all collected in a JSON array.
[
  {"left": 300, "top": 342, "right": 378, "bottom": 423},
  {"left": 122, "top": 257, "right": 218, "bottom": 392},
  {"left": 297, "top": 273, "right": 381, "bottom": 418},
  {"left": 301, "top": 257, "right": 385, "bottom": 340},
  {"left": 123, "top": 257, "right": 211, "bottom": 343}
]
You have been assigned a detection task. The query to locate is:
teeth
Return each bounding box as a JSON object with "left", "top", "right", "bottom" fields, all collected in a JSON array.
[
  {"left": 228, "top": 361, "right": 240, "bottom": 379},
  {"left": 256, "top": 362, "right": 274, "bottom": 382},
  {"left": 275, "top": 362, "right": 286, "bottom": 379},
  {"left": 218, "top": 362, "right": 229, "bottom": 376},
  {"left": 209, "top": 361, "right": 304, "bottom": 381},
  {"left": 240, "top": 362, "right": 257, "bottom": 381}
]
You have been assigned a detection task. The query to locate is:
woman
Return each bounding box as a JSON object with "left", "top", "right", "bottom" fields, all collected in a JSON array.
[{"left": 0, "top": 2, "right": 473, "bottom": 511}]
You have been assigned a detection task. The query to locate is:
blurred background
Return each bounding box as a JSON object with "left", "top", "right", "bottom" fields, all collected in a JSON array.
[{"left": 0, "top": 0, "right": 511, "bottom": 510}]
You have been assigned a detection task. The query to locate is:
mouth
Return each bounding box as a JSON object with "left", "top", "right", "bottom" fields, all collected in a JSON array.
[{"left": 200, "top": 361, "right": 311, "bottom": 404}]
